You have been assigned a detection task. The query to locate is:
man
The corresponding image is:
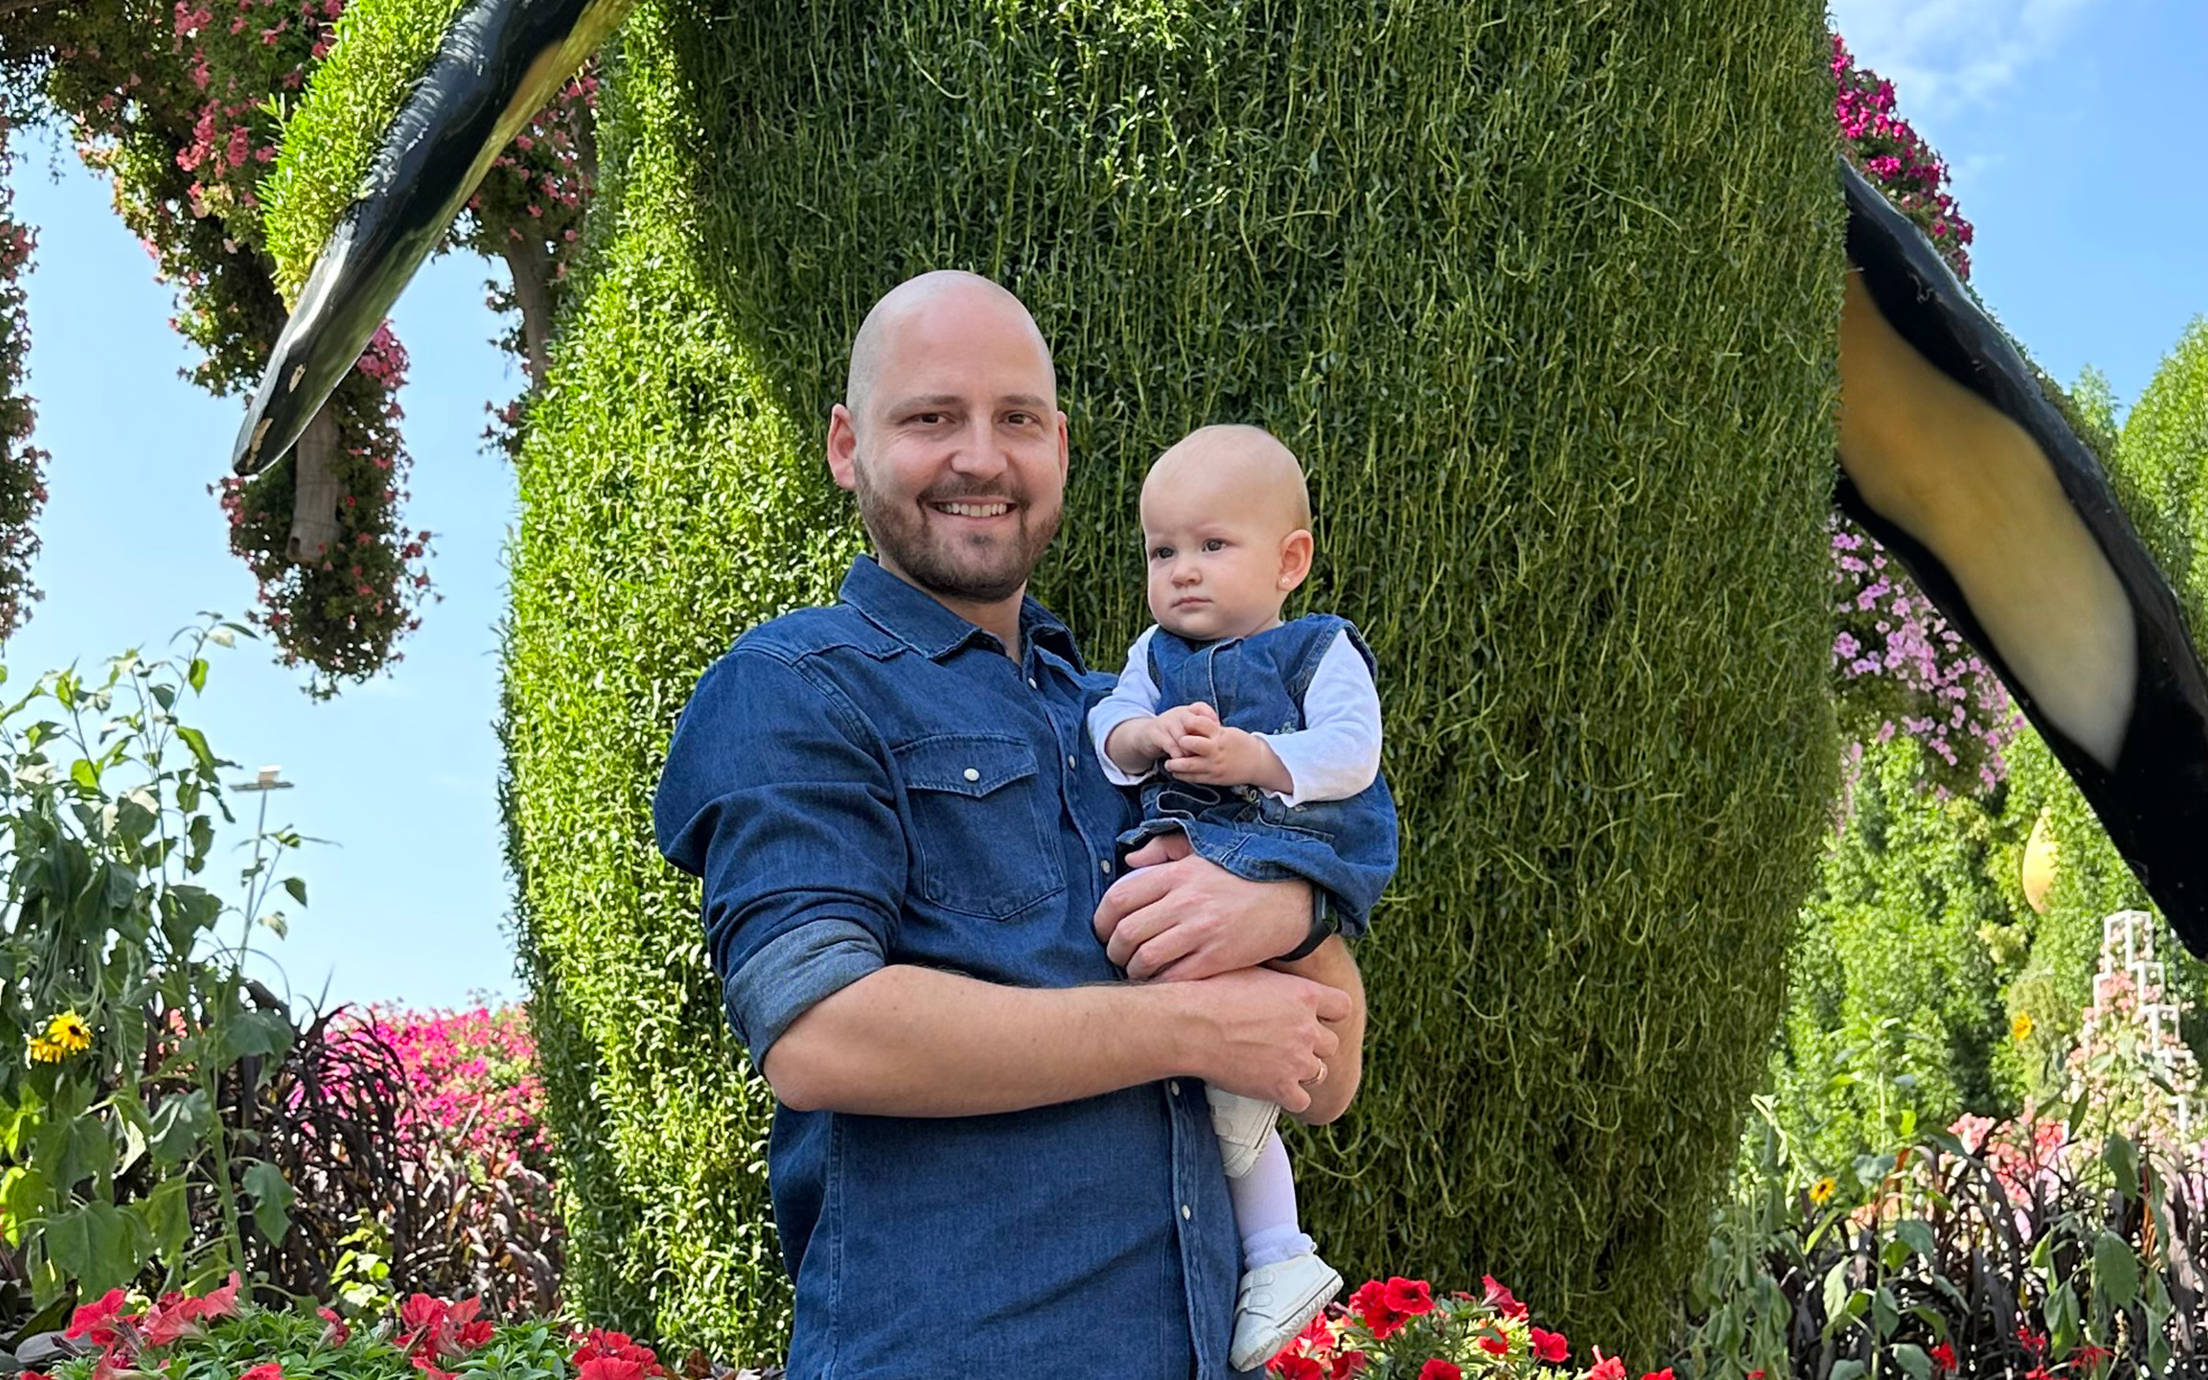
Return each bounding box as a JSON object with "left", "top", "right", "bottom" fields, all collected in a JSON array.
[{"left": 653, "top": 271, "right": 1369, "bottom": 1378}]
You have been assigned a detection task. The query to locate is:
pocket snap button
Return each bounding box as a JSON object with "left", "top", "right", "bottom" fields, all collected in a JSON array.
[{"left": 963, "top": 767, "right": 980, "bottom": 782}]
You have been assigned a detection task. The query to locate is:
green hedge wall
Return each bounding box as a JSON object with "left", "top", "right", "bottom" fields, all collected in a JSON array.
[
  {"left": 497, "top": 0, "right": 1843, "bottom": 1357},
  {"left": 288, "top": 0, "right": 1846, "bottom": 1360}
]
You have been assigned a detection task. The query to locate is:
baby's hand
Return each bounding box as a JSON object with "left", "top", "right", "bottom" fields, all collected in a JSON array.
[
  {"left": 1167, "top": 722, "right": 1290, "bottom": 793},
  {"left": 1152, "top": 701, "right": 1221, "bottom": 758}
]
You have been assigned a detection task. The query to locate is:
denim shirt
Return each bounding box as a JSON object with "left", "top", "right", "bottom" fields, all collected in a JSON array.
[{"left": 653, "top": 556, "right": 1245, "bottom": 1379}]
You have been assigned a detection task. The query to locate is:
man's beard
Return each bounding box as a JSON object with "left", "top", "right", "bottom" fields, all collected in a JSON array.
[{"left": 853, "top": 461, "right": 1061, "bottom": 604}]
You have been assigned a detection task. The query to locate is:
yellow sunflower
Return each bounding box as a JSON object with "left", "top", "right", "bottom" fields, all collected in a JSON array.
[
  {"left": 2011, "top": 1011, "right": 2034, "bottom": 1043},
  {"left": 1809, "top": 1176, "right": 1838, "bottom": 1206},
  {"left": 26, "top": 1010, "right": 92, "bottom": 1063}
]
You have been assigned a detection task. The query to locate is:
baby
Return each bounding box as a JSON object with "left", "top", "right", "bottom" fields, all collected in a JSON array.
[{"left": 1088, "top": 424, "right": 1398, "bottom": 1370}]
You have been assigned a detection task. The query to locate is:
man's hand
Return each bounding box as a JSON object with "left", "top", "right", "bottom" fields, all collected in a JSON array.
[
  {"left": 1174, "top": 965, "right": 1348, "bottom": 1112},
  {"left": 1095, "top": 832, "right": 1311, "bottom": 980}
]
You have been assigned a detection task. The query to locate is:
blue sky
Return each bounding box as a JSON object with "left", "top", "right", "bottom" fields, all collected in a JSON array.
[{"left": 5, "top": 0, "right": 2202, "bottom": 1013}]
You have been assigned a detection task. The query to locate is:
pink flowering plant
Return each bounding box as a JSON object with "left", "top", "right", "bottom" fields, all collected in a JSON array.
[{"left": 328, "top": 1003, "right": 562, "bottom": 1315}]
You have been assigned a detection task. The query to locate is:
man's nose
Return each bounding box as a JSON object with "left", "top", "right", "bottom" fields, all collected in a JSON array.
[{"left": 946, "top": 416, "right": 1009, "bottom": 479}]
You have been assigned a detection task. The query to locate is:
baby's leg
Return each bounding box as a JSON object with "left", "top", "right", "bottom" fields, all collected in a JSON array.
[{"left": 1226, "top": 1129, "right": 1313, "bottom": 1268}]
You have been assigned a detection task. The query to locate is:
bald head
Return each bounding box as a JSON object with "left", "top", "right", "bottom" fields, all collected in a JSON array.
[
  {"left": 845, "top": 271, "right": 1056, "bottom": 428},
  {"left": 1145, "top": 424, "right": 1312, "bottom": 532}
]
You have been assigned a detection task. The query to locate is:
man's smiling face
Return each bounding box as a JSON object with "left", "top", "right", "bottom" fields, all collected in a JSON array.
[{"left": 829, "top": 274, "right": 1069, "bottom": 607}]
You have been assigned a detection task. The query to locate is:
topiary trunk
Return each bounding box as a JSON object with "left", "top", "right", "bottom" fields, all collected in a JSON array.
[{"left": 498, "top": 0, "right": 1843, "bottom": 1360}]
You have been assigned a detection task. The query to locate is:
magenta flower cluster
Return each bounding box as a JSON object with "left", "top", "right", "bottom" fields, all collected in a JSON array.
[
  {"left": 357, "top": 1003, "right": 547, "bottom": 1162},
  {"left": 1832, "top": 33, "right": 1975, "bottom": 281}
]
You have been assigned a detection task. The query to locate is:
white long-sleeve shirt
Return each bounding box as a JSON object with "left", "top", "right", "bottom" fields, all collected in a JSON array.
[{"left": 1086, "top": 625, "right": 1382, "bottom": 808}]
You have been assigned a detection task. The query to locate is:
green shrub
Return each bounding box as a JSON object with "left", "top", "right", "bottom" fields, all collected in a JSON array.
[{"left": 1767, "top": 735, "right": 2026, "bottom": 1167}]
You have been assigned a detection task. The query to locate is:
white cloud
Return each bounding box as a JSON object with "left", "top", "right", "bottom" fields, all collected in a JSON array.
[{"left": 1827, "top": 0, "right": 2105, "bottom": 118}]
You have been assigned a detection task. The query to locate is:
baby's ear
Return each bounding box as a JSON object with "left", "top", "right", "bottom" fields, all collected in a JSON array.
[{"left": 1277, "top": 529, "right": 1315, "bottom": 592}]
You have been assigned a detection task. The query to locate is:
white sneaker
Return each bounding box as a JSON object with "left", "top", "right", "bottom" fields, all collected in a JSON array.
[
  {"left": 1229, "top": 1250, "right": 1343, "bottom": 1372},
  {"left": 1206, "top": 1087, "right": 1281, "bottom": 1179}
]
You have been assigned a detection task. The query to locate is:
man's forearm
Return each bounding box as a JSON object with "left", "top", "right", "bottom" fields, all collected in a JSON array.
[
  {"left": 761, "top": 965, "right": 1185, "bottom": 1116},
  {"left": 1272, "top": 935, "right": 1364, "bottom": 1125}
]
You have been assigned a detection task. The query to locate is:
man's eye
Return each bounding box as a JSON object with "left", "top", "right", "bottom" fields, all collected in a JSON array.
[{"left": 1005, "top": 412, "right": 1036, "bottom": 426}]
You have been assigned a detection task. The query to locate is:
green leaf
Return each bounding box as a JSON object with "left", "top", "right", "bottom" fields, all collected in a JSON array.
[
  {"left": 239, "top": 1158, "right": 296, "bottom": 1246},
  {"left": 2104, "top": 1134, "right": 2140, "bottom": 1202},
  {"left": 221, "top": 1008, "right": 295, "bottom": 1065},
  {"left": 188, "top": 657, "right": 208, "bottom": 693},
  {"left": 1872, "top": 1285, "right": 1900, "bottom": 1340},
  {"left": 0, "top": 1165, "right": 52, "bottom": 1236},
  {"left": 69, "top": 758, "right": 98, "bottom": 792},
  {"left": 1895, "top": 1218, "right": 1937, "bottom": 1262},
  {"left": 136, "top": 1177, "right": 190, "bottom": 1266},
  {"left": 2046, "top": 1282, "right": 2080, "bottom": 1356},
  {"left": 1893, "top": 1343, "right": 1932, "bottom": 1380},
  {"left": 146, "top": 1089, "right": 212, "bottom": 1167},
  {"left": 2093, "top": 1231, "right": 2140, "bottom": 1307},
  {"left": 41, "top": 1201, "right": 148, "bottom": 1295},
  {"left": 174, "top": 725, "right": 216, "bottom": 771},
  {"left": 1831, "top": 1361, "right": 1866, "bottom": 1380},
  {"left": 52, "top": 1114, "right": 115, "bottom": 1191},
  {"left": 282, "top": 875, "right": 308, "bottom": 907}
]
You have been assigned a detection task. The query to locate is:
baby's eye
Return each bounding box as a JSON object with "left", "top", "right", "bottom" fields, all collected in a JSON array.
[
  {"left": 1203, "top": 537, "right": 1228, "bottom": 552},
  {"left": 1149, "top": 545, "right": 1174, "bottom": 561}
]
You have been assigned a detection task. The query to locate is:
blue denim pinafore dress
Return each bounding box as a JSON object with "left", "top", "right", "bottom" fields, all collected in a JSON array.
[{"left": 1119, "top": 614, "right": 1397, "bottom": 932}]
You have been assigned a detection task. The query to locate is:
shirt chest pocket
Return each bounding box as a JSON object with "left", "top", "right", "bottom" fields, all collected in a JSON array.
[{"left": 892, "top": 732, "right": 1068, "bottom": 920}]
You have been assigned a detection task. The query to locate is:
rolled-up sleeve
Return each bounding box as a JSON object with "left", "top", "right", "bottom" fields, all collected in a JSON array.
[{"left": 653, "top": 648, "right": 903, "bottom": 1062}]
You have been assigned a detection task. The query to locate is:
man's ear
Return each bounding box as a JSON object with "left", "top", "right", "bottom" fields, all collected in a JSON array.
[
  {"left": 1056, "top": 409, "right": 1071, "bottom": 485},
  {"left": 1277, "top": 529, "right": 1314, "bottom": 592},
  {"left": 827, "top": 404, "right": 861, "bottom": 493}
]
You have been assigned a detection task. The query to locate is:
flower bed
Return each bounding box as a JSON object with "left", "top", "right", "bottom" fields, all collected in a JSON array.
[{"left": 24, "top": 1282, "right": 763, "bottom": 1380}]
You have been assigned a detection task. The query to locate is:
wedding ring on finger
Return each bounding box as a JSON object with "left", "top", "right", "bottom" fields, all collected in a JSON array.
[{"left": 1301, "top": 1062, "right": 1328, "bottom": 1088}]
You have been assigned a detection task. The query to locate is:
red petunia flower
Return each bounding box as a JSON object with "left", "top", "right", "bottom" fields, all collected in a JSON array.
[
  {"left": 1417, "top": 1362, "right": 1462, "bottom": 1380},
  {"left": 1272, "top": 1357, "right": 1323, "bottom": 1380},
  {"left": 199, "top": 1273, "right": 242, "bottom": 1321},
  {"left": 578, "top": 1360, "right": 649, "bottom": 1380},
  {"left": 237, "top": 1365, "right": 283, "bottom": 1380},
  {"left": 1638, "top": 1369, "right": 1676, "bottom": 1380},
  {"left": 1479, "top": 1331, "right": 1511, "bottom": 1357},
  {"left": 1383, "top": 1277, "right": 1436, "bottom": 1318},
  {"left": 1530, "top": 1327, "right": 1570, "bottom": 1364},
  {"left": 1481, "top": 1275, "right": 1529, "bottom": 1321},
  {"left": 65, "top": 1289, "right": 132, "bottom": 1346},
  {"left": 318, "top": 1306, "right": 351, "bottom": 1346},
  {"left": 1583, "top": 1349, "right": 1628, "bottom": 1380},
  {"left": 1346, "top": 1280, "right": 1408, "bottom": 1340},
  {"left": 1328, "top": 1352, "right": 1368, "bottom": 1379},
  {"left": 1928, "top": 1343, "right": 1956, "bottom": 1373}
]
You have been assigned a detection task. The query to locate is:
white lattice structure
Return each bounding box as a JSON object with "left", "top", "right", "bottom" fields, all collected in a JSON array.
[{"left": 2085, "top": 909, "right": 2200, "bottom": 1137}]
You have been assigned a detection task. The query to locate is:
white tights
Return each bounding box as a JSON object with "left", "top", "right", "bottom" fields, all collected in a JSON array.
[{"left": 1227, "top": 1129, "right": 1314, "bottom": 1268}]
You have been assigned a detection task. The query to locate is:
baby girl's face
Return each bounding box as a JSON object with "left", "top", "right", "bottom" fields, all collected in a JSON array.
[{"left": 1140, "top": 444, "right": 1305, "bottom": 642}]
